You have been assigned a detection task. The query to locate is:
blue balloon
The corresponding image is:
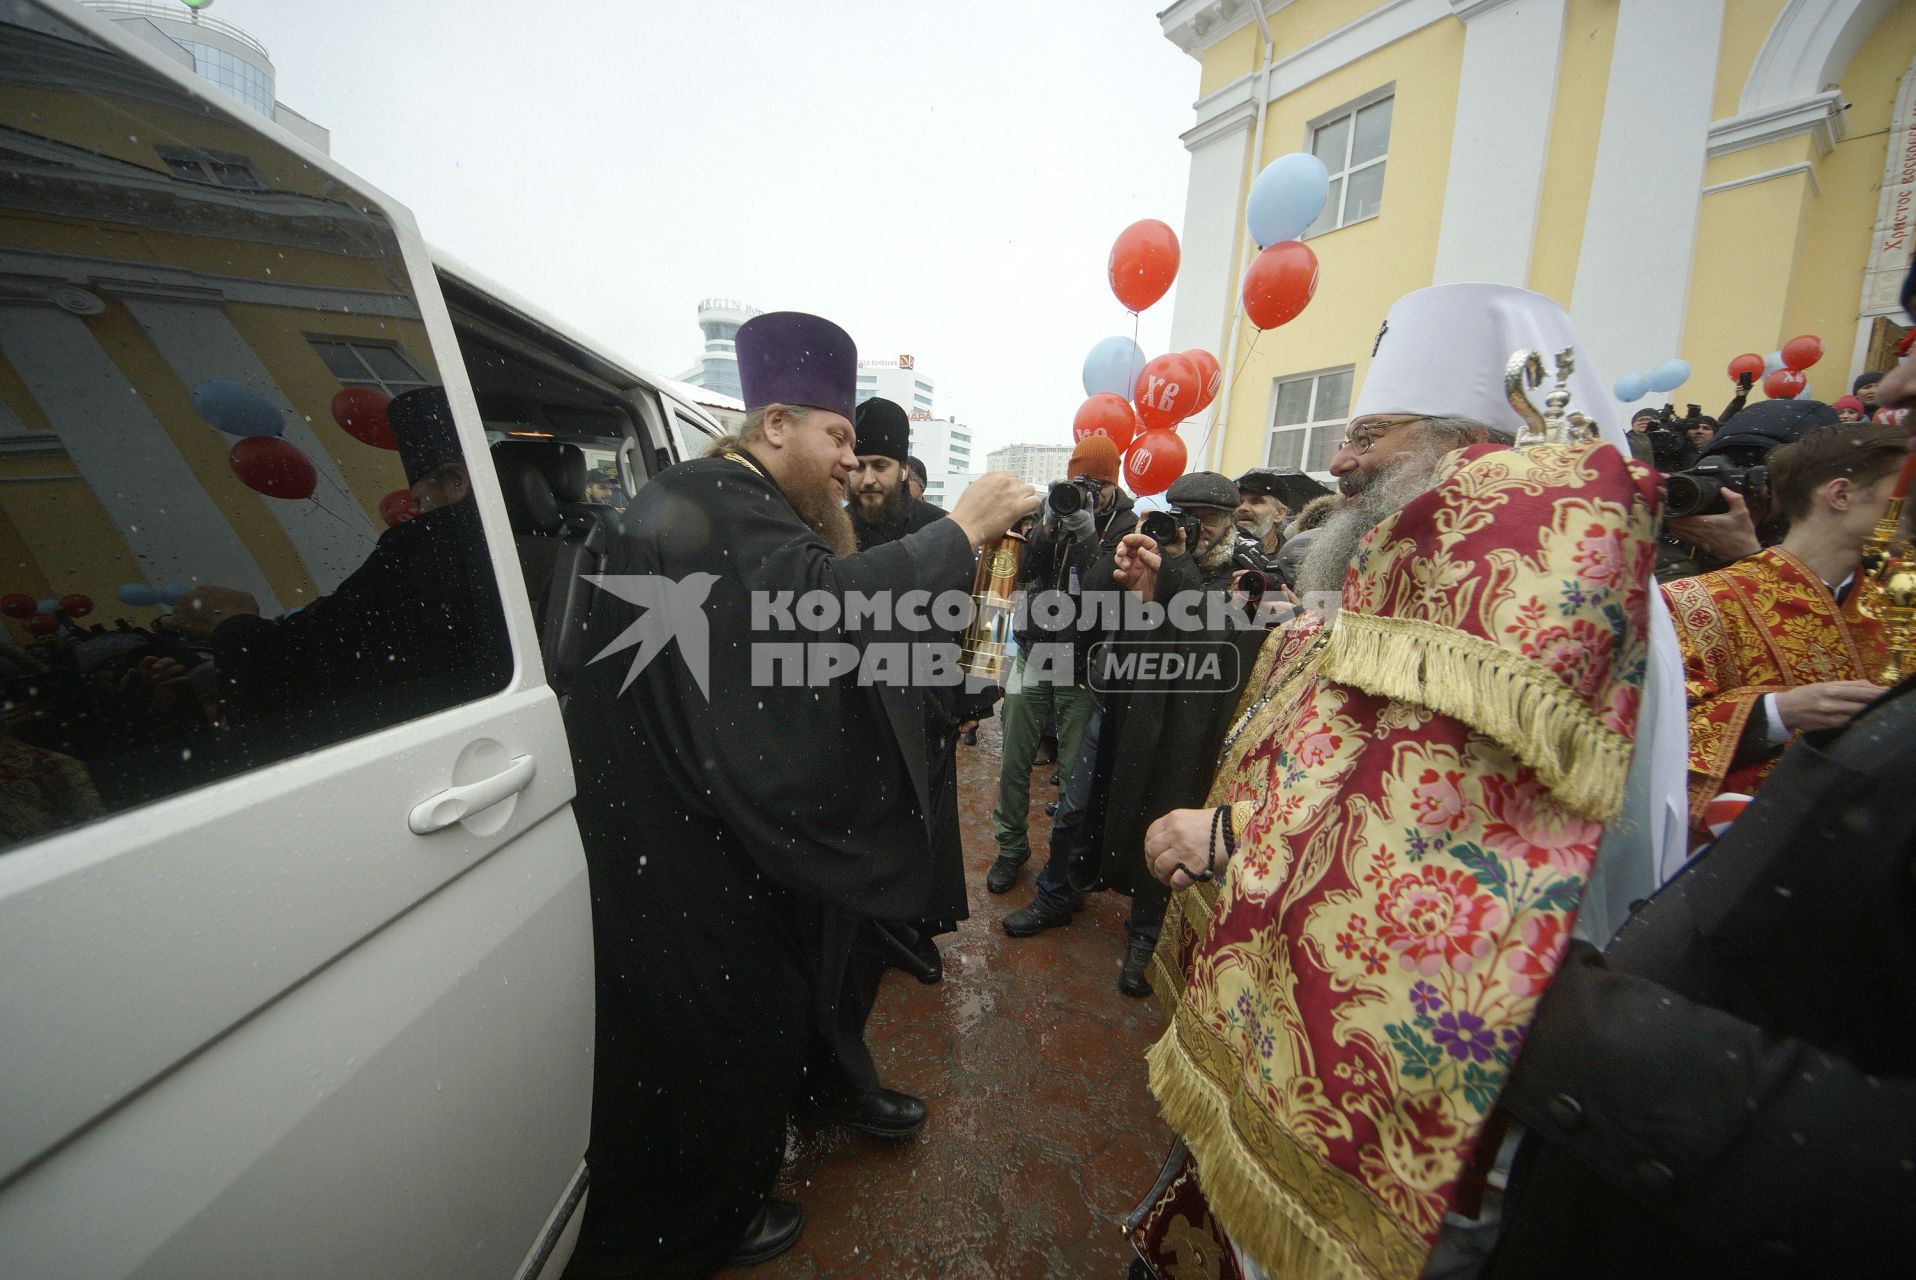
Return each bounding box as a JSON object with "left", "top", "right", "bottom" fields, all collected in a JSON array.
[
  {"left": 1246, "top": 153, "right": 1330, "bottom": 249},
  {"left": 1646, "top": 359, "right": 1691, "bottom": 393},
  {"left": 159, "top": 584, "right": 190, "bottom": 607},
  {"left": 190, "top": 378, "right": 284, "bottom": 437},
  {"left": 1082, "top": 336, "right": 1147, "bottom": 400},
  {"left": 117, "top": 583, "right": 161, "bottom": 607},
  {"left": 1614, "top": 372, "right": 1649, "bottom": 403}
]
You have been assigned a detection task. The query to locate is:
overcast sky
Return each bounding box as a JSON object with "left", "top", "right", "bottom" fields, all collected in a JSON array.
[{"left": 220, "top": 0, "right": 1198, "bottom": 460}]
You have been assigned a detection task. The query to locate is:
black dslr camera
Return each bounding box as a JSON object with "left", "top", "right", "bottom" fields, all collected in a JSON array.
[
  {"left": 1047, "top": 477, "right": 1101, "bottom": 518},
  {"left": 1230, "top": 536, "right": 1294, "bottom": 603},
  {"left": 1666, "top": 455, "right": 1768, "bottom": 518},
  {"left": 1139, "top": 507, "right": 1198, "bottom": 550},
  {"left": 1641, "top": 404, "right": 1702, "bottom": 474}
]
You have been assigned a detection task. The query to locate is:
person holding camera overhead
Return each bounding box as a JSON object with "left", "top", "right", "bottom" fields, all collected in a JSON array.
[
  {"left": 1661, "top": 420, "right": 1903, "bottom": 836},
  {"left": 985, "top": 435, "right": 1137, "bottom": 895}
]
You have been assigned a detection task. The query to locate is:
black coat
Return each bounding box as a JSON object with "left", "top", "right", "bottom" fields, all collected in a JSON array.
[
  {"left": 852, "top": 494, "right": 979, "bottom": 931},
  {"left": 1014, "top": 491, "right": 1137, "bottom": 651},
  {"left": 1070, "top": 550, "right": 1259, "bottom": 898},
  {"left": 564, "top": 456, "right": 973, "bottom": 1277},
  {"left": 1488, "top": 675, "right": 1916, "bottom": 1279}
]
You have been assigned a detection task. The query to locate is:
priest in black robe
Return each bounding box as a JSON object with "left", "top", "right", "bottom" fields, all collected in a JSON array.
[{"left": 562, "top": 312, "right": 1035, "bottom": 1278}]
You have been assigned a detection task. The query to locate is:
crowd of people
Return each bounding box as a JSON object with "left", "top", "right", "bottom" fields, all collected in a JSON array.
[{"left": 547, "top": 270, "right": 1916, "bottom": 1280}]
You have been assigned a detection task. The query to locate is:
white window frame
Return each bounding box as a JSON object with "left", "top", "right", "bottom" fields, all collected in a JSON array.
[
  {"left": 1303, "top": 85, "right": 1394, "bottom": 238},
  {"left": 1265, "top": 365, "right": 1355, "bottom": 477},
  {"left": 306, "top": 334, "right": 432, "bottom": 397}
]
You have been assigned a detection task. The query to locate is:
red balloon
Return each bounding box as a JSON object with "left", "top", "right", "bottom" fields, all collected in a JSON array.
[
  {"left": 1242, "top": 240, "right": 1319, "bottom": 330},
  {"left": 1763, "top": 368, "right": 1806, "bottom": 400},
  {"left": 1780, "top": 335, "right": 1824, "bottom": 372},
  {"left": 230, "top": 436, "right": 318, "bottom": 500},
  {"left": 1123, "top": 429, "right": 1188, "bottom": 497},
  {"left": 57, "top": 593, "right": 93, "bottom": 618},
  {"left": 1182, "top": 349, "right": 1221, "bottom": 415},
  {"left": 1071, "top": 394, "right": 1139, "bottom": 451},
  {"left": 0, "top": 592, "right": 35, "bottom": 620},
  {"left": 1108, "top": 219, "right": 1180, "bottom": 313},
  {"left": 23, "top": 613, "right": 57, "bottom": 637},
  {"left": 1132, "top": 353, "right": 1202, "bottom": 431},
  {"left": 1726, "top": 352, "right": 1766, "bottom": 383},
  {"left": 379, "top": 488, "right": 420, "bottom": 527},
  {"left": 330, "top": 386, "right": 397, "bottom": 450}
]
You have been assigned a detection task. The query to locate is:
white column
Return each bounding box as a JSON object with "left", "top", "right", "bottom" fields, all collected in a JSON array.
[
  {"left": 1431, "top": 0, "right": 1568, "bottom": 285},
  {"left": 0, "top": 305, "right": 282, "bottom": 612},
  {"left": 1570, "top": 0, "right": 1724, "bottom": 392},
  {"left": 1167, "top": 83, "right": 1258, "bottom": 361}
]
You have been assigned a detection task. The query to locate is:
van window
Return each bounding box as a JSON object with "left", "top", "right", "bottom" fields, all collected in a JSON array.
[{"left": 0, "top": 14, "right": 511, "bottom": 852}]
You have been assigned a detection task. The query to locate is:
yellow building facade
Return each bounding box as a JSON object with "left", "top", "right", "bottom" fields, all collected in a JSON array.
[{"left": 1157, "top": 0, "right": 1916, "bottom": 478}]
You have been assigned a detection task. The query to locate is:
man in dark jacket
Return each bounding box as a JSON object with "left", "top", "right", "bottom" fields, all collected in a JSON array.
[
  {"left": 1484, "top": 671, "right": 1916, "bottom": 1278},
  {"left": 846, "top": 397, "right": 986, "bottom": 979},
  {"left": 1000, "top": 471, "right": 1254, "bottom": 997},
  {"left": 984, "top": 435, "right": 1137, "bottom": 894}
]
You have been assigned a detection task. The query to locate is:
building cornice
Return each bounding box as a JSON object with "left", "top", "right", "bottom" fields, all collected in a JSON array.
[
  {"left": 1181, "top": 81, "right": 1260, "bottom": 150},
  {"left": 1159, "top": 0, "right": 1291, "bottom": 59},
  {"left": 1448, "top": 0, "right": 1523, "bottom": 21},
  {"left": 1263, "top": 0, "right": 1451, "bottom": 104},
  {"left": 1706, "top": 89, "right": 1846, "bottom": 158},
  {"left": 1701, "top": 160, "right": 1822, "bottom": 199}
]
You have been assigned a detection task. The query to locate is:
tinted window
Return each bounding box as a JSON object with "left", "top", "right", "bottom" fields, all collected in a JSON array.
[{"left": 0, "top": 14, "right": 510, "bottom": 851}]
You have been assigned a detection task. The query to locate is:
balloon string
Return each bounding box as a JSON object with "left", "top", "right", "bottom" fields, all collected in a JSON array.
[
  {"left": 305, "top": 492, "right": 367, "bottom": 533},
  {"left": 1192, "top": 328, "right": 1264, "bottom": 461}
]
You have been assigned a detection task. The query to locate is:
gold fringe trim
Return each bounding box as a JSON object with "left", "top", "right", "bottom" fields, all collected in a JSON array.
[
  {"left": 1147, "top": 1028, "right": 1416, "bottom": 1280},
  {"left": 1319, "top": 611, "right": 1632, "bottom": 822}
]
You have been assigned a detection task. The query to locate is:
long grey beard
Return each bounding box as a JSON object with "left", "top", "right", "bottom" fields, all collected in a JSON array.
[
  {"left": 1294, "top": 445, "right": 1444, "bottom": 600},
  {"left": 1198, "top": 535, "right": 1234, "bottom": 574}
]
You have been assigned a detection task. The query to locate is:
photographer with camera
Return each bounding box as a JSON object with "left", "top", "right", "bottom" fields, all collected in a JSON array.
[
  {"left": 984, "top": 436, "right": 1136, "bottom": 896},
  {"left": 1653, "top": 397, "right": 1839, "bottom": 582},
  {"left": 1662, "top": 419, "right": 1901, "bottom": 834},
  {"left": 1000, "top": 472, "right": 1259, "bottom": 998}
]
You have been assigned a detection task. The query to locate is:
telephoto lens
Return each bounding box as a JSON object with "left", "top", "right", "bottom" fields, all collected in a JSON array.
[
  {"left": 1048, "top": 479, "right": 1087, "bottom": 516},
  {"left": 1139, "top": 509, "right": 1180, "bottom": 547}
]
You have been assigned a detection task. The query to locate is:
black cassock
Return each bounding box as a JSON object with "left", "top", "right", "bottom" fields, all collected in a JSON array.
[
  {"left": 564, "top": 456, "right": 972, "bottom": 1278},
  {"left": 851, "top": 494, "right": 985, "bottom": 933}
]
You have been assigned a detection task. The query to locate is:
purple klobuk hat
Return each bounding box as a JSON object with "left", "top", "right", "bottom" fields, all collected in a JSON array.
[{"left": 735, "top": 311, "right": 858, "bottom": 421}]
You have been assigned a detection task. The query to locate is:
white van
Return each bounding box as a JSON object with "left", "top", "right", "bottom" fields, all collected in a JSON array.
[{"left": 0, "top": 3, "right": 717, "bottom": 1275}]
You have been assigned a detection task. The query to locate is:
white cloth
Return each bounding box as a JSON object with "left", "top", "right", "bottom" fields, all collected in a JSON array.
[{"left": 1355, "top": 283, "right": 1692, "bottom": 926}]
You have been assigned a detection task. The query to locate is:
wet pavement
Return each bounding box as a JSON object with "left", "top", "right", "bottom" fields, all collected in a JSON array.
[{"left": 717, "top": 728, "right": 1173, "bottom": 1279}]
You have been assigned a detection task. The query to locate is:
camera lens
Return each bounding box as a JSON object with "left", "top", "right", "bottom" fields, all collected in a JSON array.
[
  {"left": 1140, "top": 510, "right": 1176, "bottom": 545},
  {"left": 1048, "top": 480, "right": 1084, "bottom": 516},
  {"left": 1664, "top": 473, "right": 1727, "bottom": 519}
]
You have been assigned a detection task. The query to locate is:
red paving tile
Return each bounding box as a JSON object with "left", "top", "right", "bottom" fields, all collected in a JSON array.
[{"left": 717, "top": 729, "right": 1172, "bottom": 1279}]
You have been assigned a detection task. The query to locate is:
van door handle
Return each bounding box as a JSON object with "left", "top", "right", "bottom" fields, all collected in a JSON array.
[{"left": 409, "top": 754, "right": 537, "bottom": 834}]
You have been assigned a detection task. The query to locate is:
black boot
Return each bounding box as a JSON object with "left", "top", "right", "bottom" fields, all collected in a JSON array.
[
  {"left": 986, "top": 852, "right": 1028, "bottom": 894},
  {"left": 1002, "top": 895, "right": 1080, "bottom": 938},
  {"left": 1118, "top": 936, "right": 1155, "bottom": 998},
  {"left": 727, "top": 1198, "right": 804, "bottom": 1267}
]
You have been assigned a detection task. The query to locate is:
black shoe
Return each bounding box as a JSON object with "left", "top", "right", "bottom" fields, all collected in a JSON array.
[
  {"left": 906, "top": 933, "right": 943, "bottom": 985},
  {"left": 986, "top": 853, "right": 1028, "bottom": 894},
  {"left": 1002, "top": 897, "right": 1079, "bottom": 937},
  {"left": 1044, "top": 801, "right": 1059, "bottom": 817},
  {"left": 727, "top": 1198, "right": 804, "bottom": 1268},
  {"left": 816, "top": 1086, "right": 929, "bottom": 1139},
  {"left": 1118, "top": 937, "right": 1155, "bottom": 998},
  {"left": 1050, "top": 769, "right": 1062, "bottom": 786}
]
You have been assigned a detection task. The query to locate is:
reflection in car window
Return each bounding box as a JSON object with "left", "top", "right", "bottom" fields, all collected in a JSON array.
[{"left": 0, "top": 16, "right": 509, "bottom": 852}]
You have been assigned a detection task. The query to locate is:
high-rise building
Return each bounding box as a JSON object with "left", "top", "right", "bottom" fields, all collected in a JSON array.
[
  {"left": 82, "top": 1, "right": 329, "bottom": 154},
  {"left": 987, "top": 443, "right": 1073, "bottom": 489},
  {"left": 676, "top": 298, "right": 761, "bottom": 402},
  {"left": 855, "top": 356, "right": 935, "bottom": 419},
  {"left": 908, "top": 417, "right": 974, "bottom": 509}
]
